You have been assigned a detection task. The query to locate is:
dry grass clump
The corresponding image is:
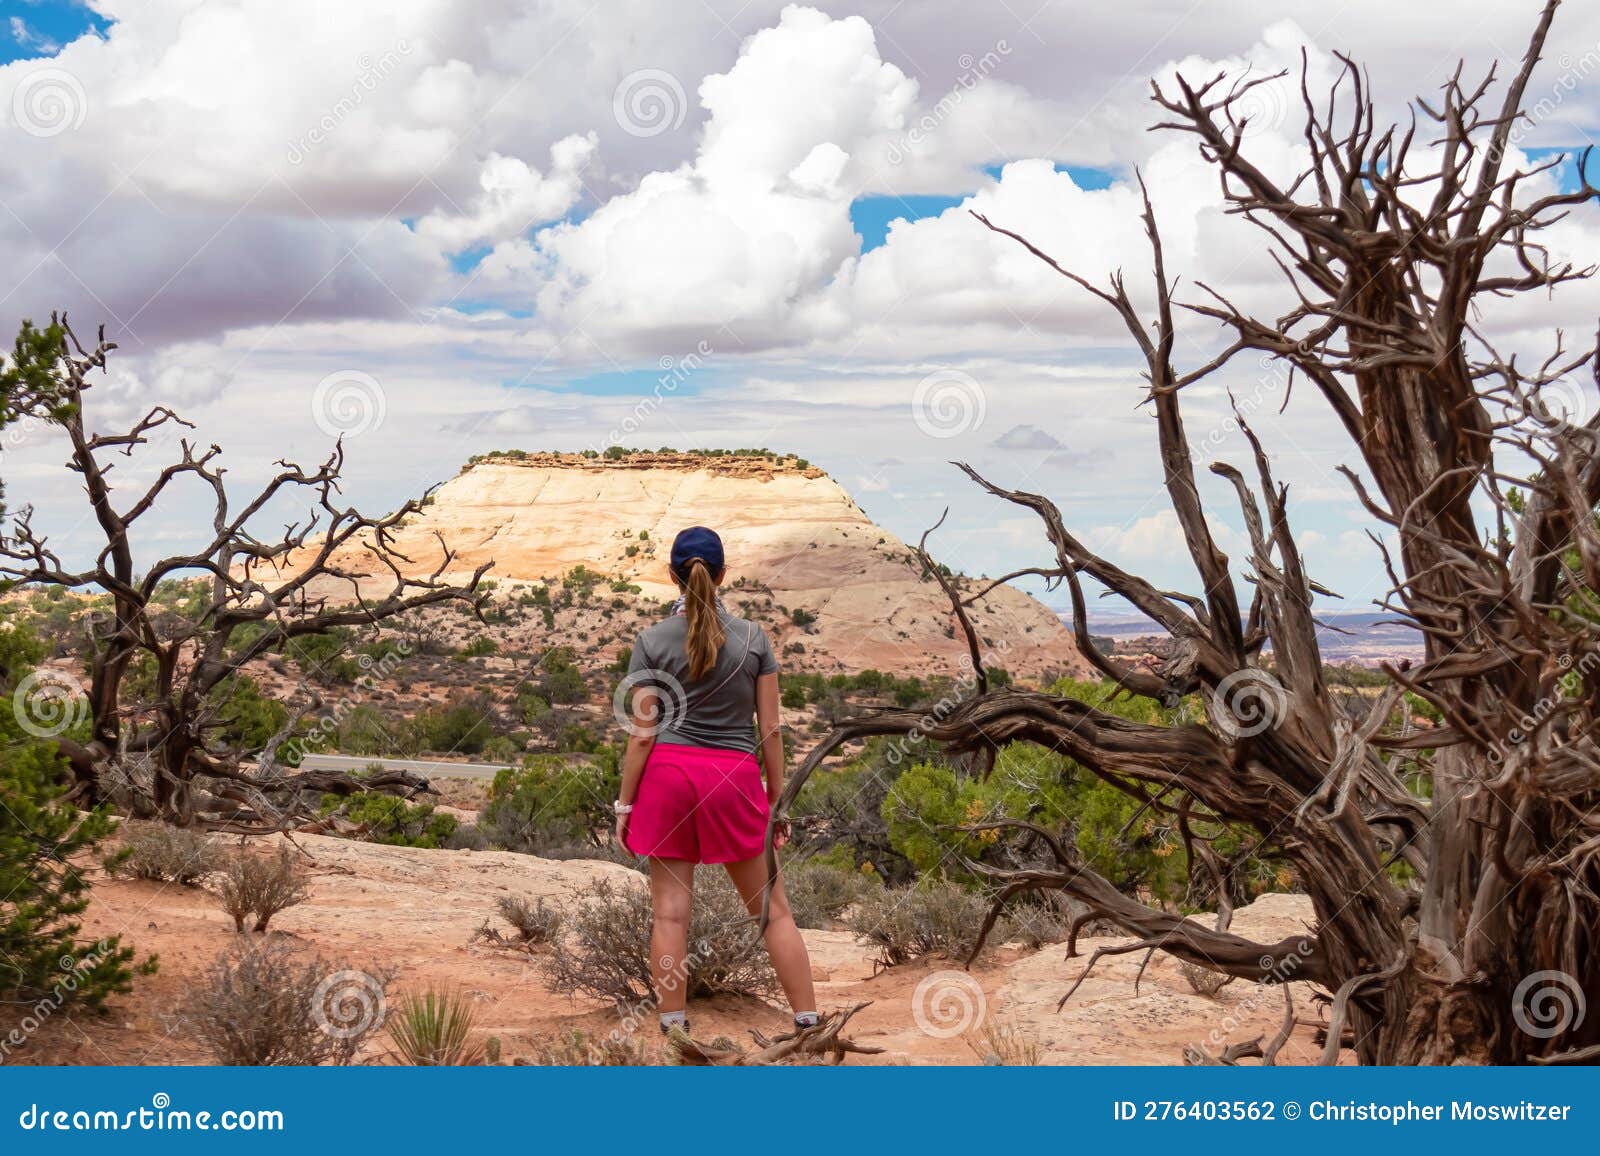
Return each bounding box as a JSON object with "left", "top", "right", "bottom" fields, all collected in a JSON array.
[
  {"left": 496, "top": 894, "right": 563, "bottom": 944},
  {"left": 781, "top": 860, "right": 877, "bottom": 930},
  {"left": 106, "top": 822, "right": 224, "bottom": 885},
  {"left": 965, "top": 1015, "right": 1043, "bottom": 1066},
  {"left": 386, "top": 988, "right": 484, "bottom": 1066},
  {"left": 216, "top": 845, "right": 310, "bottom": 933},
  {"left": 845, "top": 881, "right": 994, "bottom": 968},
  {"left": 518, "top": 1028, "right": 651, "bottom": 1066},
  {"left": 1179, "top": 960, "right": 1237, "bottom": 997},
  {"left": 541, "top": 876, "right": 776, "bottom": 1006},
  {"left": 184, "top": 938, "right": 393, "bottom": 1065}
]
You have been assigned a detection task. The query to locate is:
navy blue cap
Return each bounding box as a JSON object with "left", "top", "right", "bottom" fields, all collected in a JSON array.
[{"left": 670, "top": 526, "right": 724, "bottom": 579}]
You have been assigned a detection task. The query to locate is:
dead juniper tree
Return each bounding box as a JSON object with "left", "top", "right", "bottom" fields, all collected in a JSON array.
[
  {"left": 0, "top": 315, "right": 489, "bottom": 830},
  {"left": 771, "top": 0, "right": 1599, "bottom": 1064}
]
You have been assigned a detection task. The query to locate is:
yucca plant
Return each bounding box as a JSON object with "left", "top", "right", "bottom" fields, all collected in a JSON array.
[{"left": 385, "top": 988, "right": 485, "bottom": 1066}]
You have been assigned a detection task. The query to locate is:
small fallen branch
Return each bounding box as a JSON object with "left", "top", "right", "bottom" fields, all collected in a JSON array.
[{"left": 667, "top": 1003, "right": 884, "bottom": 1066}]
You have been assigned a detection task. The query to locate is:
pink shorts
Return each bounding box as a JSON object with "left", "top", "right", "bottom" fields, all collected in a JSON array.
[{"left": 624, "top": 743, "right": 770, "bottom": 863}]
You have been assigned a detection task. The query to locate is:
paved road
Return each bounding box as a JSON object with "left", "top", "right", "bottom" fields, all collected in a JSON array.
[{"left": 299, "top": 753, "right": 513, "bottom": 781}]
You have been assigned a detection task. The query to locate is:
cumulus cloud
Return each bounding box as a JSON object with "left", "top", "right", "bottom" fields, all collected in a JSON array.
[
  {"left": 992, "top": 425, "right": 1064, "bottom": 450},
  {"left": 414, "top": 134, "right": 598, "bottom": 254}
]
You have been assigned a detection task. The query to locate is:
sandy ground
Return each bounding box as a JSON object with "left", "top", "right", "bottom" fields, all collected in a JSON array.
[{"left": 12, "top": 833, "right": 1329, "bottom": 1067}]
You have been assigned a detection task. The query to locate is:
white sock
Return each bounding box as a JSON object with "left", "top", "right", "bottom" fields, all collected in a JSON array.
[{"left": 794, "top": 1010, "right": 819, "bottom": 1027}]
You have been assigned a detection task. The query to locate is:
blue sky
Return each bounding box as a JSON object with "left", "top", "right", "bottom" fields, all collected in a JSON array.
[{"left": 1, "top": 0, "right": 107, "bottom": 64}]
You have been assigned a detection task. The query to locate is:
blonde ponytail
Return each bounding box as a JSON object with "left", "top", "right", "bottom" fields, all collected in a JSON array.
[{"left": 683, "top": 558, "right": 726, "bottom": 680}]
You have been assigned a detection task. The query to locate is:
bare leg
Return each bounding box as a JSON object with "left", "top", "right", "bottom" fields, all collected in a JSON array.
[
  {"left": 648, "top": 858, "right": 695, "bottom": 1014},
  {"left": 723, "top": 856, "right": 816, "bottom": 1016}
]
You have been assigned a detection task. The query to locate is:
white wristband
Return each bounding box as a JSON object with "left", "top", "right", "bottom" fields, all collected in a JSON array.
[{"left": 613, "top": 801, "right": 634, "bottom": 814}]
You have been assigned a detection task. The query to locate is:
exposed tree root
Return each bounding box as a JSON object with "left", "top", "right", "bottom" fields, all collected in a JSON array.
[{"left": 666, "top": 1004, "right": 884, "bottom": 1066}]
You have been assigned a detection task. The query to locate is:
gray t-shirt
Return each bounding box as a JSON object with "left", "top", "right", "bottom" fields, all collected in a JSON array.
[{"left": 626, "top": 609, "right": 778, "bottom": 753}]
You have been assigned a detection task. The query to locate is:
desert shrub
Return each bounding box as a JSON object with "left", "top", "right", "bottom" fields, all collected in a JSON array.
[
  {"left": 283, "top": 629, "right": 360, "bottom": 683},
  {"left": 788, "top": 739, "right": 914, "bottom": 884},
  {"left": 477, "top": 754, "right": 618, "bottom": 854},
  {"left": 1002, "top": 894, "right": 1077, "bottom": 950},
  {"left": 535, "top": 647, "right": 589, "bottom": 705},
  {"left": 456, "top": 636, "right": 498, "bottom": 659},
  {"left": 208, "top": 674, "right": 290, "bottom": 752},
  {"left": 107, "top": 822, "right": 224, "bottom": 884},
  {"left": 782, "top": 859, "right": 878, "bottom": 930},
  {"left": 0, "top": 616, "right": 143, "bottom": 1017},
  {"left": 522, "top": 1028, "right": 649, "bottom": 1066},
  {"left": 845, "top": 880, "right": 996, "bottom": 967},
  {"left": 542, "top": 876, "right": 776, "bottom": 1006},
  {"left": 386, "top": 988, "right": 484, "bottom": 1065},
  {"left": 334, "top": 704, "right": 400, "bottom": 756},
  {"left": 216, "top": 846, "right": 310, "bottom": 933},
  {"left": 1179, "top": 960, "right": 1236, "bottom": 997},
  {"left": 497, "top": 894, "right": 563, "bottom": 944},
  {"left": 409, "top": 693, "right": 496, "bottom": 755},
  {"left": 882, "top": 746, "right": 1073, "bottom": 882},
  {"left": 321, "top": 793, "right": 457, "bottom": 849},
  {"left": 480, "top": 734, "right": 522, "bottom": 764},
  {"left": 185, "top": 938, "right": 392, "bottom": 1065}
]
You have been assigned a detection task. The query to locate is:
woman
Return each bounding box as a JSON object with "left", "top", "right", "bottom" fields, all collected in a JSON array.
[{"left": 614, "top": 525, "right": 817, "bottom": 1036}]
